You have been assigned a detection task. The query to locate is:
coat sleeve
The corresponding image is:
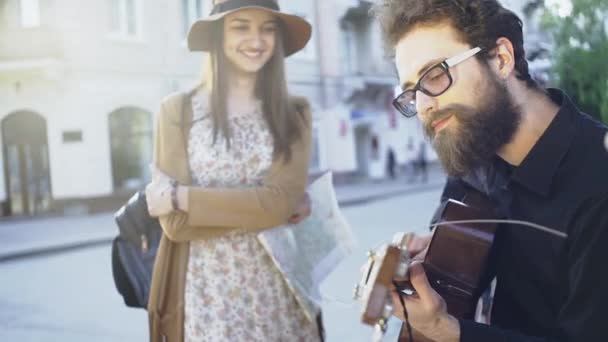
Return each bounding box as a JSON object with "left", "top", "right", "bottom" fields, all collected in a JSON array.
[{"left": 157, "top": 97, "right": 313, "bottom": 242}]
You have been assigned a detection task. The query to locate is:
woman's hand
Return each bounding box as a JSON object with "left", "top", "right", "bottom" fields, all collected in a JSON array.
[
  {"left": 288, "top": 192, "right": 311, "bottom": 224},
  {"left": 145, "top": 165, "right": 175, "bottom": 217}
]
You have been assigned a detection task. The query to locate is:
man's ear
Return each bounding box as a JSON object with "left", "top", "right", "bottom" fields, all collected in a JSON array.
[{"left": 490, "top": 37, "right": 516, "bottom": 80}]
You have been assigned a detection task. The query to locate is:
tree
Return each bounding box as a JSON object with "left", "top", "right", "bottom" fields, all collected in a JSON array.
[{"left": 541, "top": 0, "right": 608, "bottom": 123}]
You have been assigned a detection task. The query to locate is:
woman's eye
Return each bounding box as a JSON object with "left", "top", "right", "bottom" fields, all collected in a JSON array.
[
  {"left": 231, "top": 26, "right": 248, "bottom": 32},
  {"left": 263, "top": 26, "right": 277, "bottom": 33}
]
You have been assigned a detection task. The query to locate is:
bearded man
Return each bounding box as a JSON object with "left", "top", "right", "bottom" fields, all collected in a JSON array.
[{"left": 372, "top": 0, "right": 608, "bottom": 341}]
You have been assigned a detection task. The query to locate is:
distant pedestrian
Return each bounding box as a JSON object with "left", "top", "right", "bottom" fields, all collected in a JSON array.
[
  {"left": 371, "top": 135, "right": 380, "bottom": 161},
  {"left": 387, "top": 148, "right": 397, "bottom": 179},
  {"left": 408, "top": 142, "right": 428, "bottom": 183},
  {"left": 404, "top": 137, "right": 415, "bottom": 178},
  {"left": 417, "top": 142, "right": 428, "bottom": 182}
]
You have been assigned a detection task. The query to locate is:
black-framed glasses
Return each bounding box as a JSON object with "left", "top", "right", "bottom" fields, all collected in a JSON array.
[{"left": 393, "top": 47, "right": 482, "bottom": 118}]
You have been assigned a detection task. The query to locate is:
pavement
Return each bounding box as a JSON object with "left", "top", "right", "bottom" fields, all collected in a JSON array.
[{"left": 0, "top": 164, "right": 446, "bottom": 262}]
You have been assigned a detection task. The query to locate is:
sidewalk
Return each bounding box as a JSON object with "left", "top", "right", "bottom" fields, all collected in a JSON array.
[{"left": 0, "top": 164, "right": 445, "bottom": 262}]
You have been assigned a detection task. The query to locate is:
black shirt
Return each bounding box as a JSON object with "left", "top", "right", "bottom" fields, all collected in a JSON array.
[{"left": 440, "top": 89, "right": 608, "bottom": 341}]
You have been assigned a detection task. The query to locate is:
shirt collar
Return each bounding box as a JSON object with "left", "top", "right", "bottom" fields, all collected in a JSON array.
[{"left": 509, "top": 88, "right": 578, "bottom": 197}]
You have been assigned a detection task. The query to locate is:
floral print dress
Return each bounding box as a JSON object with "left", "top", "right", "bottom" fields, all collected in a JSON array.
[{"left": 183, "top": 91, "right": 320, "bottom": 342}]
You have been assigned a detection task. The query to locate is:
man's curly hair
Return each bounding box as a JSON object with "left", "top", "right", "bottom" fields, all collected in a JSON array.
[{"left": 372, "top": 0, "right": 536, "bottom": 88}]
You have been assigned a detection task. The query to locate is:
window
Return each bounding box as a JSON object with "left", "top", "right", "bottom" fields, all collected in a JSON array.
[
  {"left": 341, "top": 22, "right": 357, "bottom": 74},
  {"left": 109, "top": 107, "right": 153, "bottom": 190},
  {"left": 108, "top": 0, "right": 142, "bottom": 38},
  {"left": 20, "top": 0, "right": 40, "bottom": 28},
  {"left": 1, "top": 112, "right": 52, "bottom": 216},
  {"left": 182, "top": 0, "right": 210, "bottom": 37}
]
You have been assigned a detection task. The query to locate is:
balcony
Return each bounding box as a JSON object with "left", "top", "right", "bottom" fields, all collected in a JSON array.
[{"left": 340, "top": 1, "right": 395, "bottom": 81}]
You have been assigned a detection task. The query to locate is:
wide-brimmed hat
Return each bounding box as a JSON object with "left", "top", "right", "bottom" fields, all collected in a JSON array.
[{"left": 187, "top": 0, "right": 312, "bottom": 57}]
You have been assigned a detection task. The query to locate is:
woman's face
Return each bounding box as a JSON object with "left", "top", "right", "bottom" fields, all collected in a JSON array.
[{"left": 223, "top": 9, "right": 278, "bottom": 75}]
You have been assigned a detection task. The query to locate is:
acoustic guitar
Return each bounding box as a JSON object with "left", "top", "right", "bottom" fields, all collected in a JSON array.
[{"left": 354, "top": 190, "right": 497, "bottom": 341}]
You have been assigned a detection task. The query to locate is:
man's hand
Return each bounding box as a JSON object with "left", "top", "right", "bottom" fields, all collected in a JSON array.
[
  {"left": 402, "top": 232, "right": 433, "bottom": 260},
  {"left": 288, "top": 192, "right": 311, "bottom": 224},
  {"left": 391, "top": 262, "right": 460, "bottom": 342}
]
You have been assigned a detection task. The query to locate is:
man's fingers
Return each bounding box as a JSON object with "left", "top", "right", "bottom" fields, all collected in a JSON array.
[
  {"left": 410, "top": 238, "right": 425, "bottom": 252},
  {"left": 407, "top": 234, "right": 431, "bottom": 256},
  {"left": 392, "top": 286, "right": 426, "bottom": 322},
  {"left": 411, "top": 246, "right": 428, "bottom": 262},
  {"left": 391, "top": 290, "right": 405, "bottom": 321},
  {"left": 402, "top": 232, "right": 415, "bottom": 245},
  {"left": 408, "top": 261, "right": 433, "bottom": 302}
]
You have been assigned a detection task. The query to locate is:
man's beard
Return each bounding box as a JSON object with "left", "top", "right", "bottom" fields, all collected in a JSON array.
[{"left": 423, "top": 76, "right": 521, "bottom": 177}]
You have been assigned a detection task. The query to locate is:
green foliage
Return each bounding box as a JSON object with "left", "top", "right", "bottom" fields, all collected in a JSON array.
[
  {"left": 603, "top": 79, "right": 608, "bottom": 123},
  {"left": 541, "top": 0, "right": 608, "bottom": 122}
]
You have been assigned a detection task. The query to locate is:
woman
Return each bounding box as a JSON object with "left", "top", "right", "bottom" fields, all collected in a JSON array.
[{"left": 145, "top": 0, "right": 320, "bottom": 341}]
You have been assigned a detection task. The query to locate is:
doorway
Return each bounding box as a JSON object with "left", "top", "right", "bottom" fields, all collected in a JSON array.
[{"left": 1, "top": 111, "right": 52, "bottom": 216}]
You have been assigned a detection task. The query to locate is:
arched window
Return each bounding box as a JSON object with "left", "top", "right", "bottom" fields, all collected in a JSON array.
[
  {"left": 108, "top": 107, "right": 153, "bottom": 191},
  {"left": 1, "top": 111, "right": 52, "bottom": 216}
]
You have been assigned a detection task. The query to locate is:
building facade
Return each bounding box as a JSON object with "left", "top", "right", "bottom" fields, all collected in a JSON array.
[
  {"left": 0, "top": 0, "right": 545, "bottom": 217},
  {"left": 0, "top": 0, "right": 326, "bottom": 217},
  {"left": 315, "top": 0, "right": 436, "bottom": 182}
]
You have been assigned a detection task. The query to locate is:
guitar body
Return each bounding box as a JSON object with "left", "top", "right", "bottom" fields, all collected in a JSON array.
[{"left": 398, "top": 191, "right": 497, "bottom": 340}]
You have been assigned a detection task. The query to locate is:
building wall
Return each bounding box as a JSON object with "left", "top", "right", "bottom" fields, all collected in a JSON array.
[
  {"left": 0, "top": 0, "right": 326, "bottom": 214},
  {"left": 314, "top": 0, "right": 436, "bottom": 179},
  {"left": 2, "top": 0, "right": 197, "bottom": 204},
  {"left": 3, "top": 0, "right": 480, "bottom": 215},
  {"left": 0, "top": 72, "right": 165, "bottom": 198}
]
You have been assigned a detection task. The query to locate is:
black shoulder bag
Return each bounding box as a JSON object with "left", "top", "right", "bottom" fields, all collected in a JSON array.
[{"left": 111, "top": 92, "right": 192, "bottom": 309}]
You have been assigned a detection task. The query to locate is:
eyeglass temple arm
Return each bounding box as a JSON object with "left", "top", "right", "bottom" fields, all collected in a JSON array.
[{"left": 445, "top": 47, "right": 482, "bottom": 67}]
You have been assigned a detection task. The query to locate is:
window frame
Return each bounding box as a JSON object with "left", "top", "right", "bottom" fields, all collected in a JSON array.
[{"left": 107, "top": 0, "right": 145, "bottom": 42}]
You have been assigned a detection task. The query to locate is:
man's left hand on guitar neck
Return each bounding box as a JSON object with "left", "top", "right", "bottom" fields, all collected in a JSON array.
[{"left": 391, "top": 261, "right": 461, "bottom": 342}]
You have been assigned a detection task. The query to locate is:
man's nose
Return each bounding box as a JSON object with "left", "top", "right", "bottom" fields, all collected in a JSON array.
[{"left": 415, "top": 90, "right": 436, "bottom": 121}]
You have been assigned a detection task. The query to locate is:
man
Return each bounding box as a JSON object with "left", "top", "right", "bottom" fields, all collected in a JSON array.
[{"left": 372, "top": 0, "right": 608, "bottom": 341}]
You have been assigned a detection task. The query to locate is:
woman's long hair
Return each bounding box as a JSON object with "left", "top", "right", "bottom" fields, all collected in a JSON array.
[{"left": 201, "top": 19, "right": 304, "bottom": 162}]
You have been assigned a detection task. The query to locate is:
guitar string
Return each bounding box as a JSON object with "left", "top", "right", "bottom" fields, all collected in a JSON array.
[
  {"left": 429, "top": 219, "right": 567, "bottom": 239},
  {"left": 394, "top": 279, "right": 415, "bottom": 342}
]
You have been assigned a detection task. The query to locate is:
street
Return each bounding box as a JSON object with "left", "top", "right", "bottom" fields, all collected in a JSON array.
[{"left": 0, "top": 188, "right": 442, "bottom": 342}]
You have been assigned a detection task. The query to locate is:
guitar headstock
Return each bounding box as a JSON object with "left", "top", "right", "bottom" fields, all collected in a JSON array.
[{"left": 354, "top": 233, "right": 412, "bottom": 333}]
